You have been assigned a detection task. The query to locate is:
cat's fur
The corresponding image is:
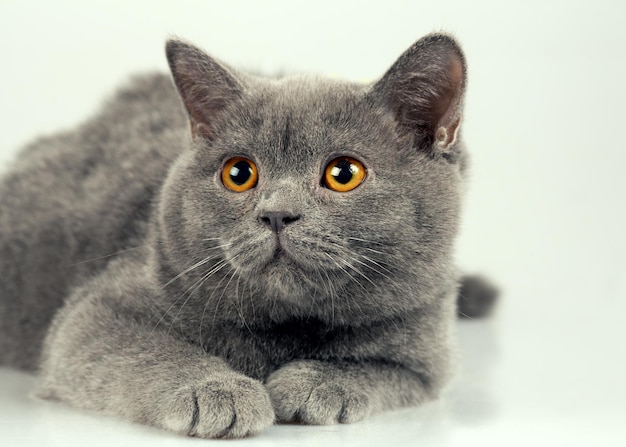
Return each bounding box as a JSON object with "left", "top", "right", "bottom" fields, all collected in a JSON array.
[{"left": 0, "top": 34, "right": 491, "bottom": 438}]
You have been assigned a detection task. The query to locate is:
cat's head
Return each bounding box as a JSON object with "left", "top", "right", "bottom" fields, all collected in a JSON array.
[{"left": 157, "top": 34, "right": 467, "bottom": 326}]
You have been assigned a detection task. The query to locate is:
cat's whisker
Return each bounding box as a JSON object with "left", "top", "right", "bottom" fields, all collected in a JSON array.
[
  {"left": 330, "top": 242, "right": 385, "bottom": 285},
  {"left": 65, "top": 244, "right": 149, "bottom": 267},
  {"left": 334, "top": 242, "right": 397, "bottom": 290},
  {"left": 151, "top": 258, "right": 229, "bottom": 334},
  {"left": 205, "top": 254, "right": 244, "bottom": 341},
  {"left": 346, "top": 237, "right": 384, "bottom": 246},
  {"left": 231, "top": 267, "right": 254, "bottom": 336},
  {"left": 350, "top": 255, "right": 394, "bottom": 283},
  {"left": 200, "top": 242, "right": 233, "bottom": 251},
  {"left": 234, "top": 271, "right": 241, "bottom": 313},
  {"left": 153, "top": 264, "right": 217, "bottom": 334},
  {"left": 320, "top": 267, "right": 337, "bottom": 328},
  {"left": 324, "top": 244, "right": 368, "bottom": 320},
  {"left": 164, "top": 258, "right": 233, "bottom": 336},
  {"left": 305, "top": 267, "right": 322, "bottom": 321},
  {"left": 147, "top": 282, "right": 201, "bottom": 334},
  {"left": 325, "top": 253, "right": 366, "bottom": 291},
  {"left": 334, "top": 240, "right": 393, "bottom": 267},
  {"left": 347, "top": 239, "right": 395, "bottom": 260},
  {"left": 199, "top": 258, "right": 239, "bottom": 344},
  {"left": 358, "top": 254, "right": 394, "bottom": 275},
  {"left": 160, "top": 244, "right": 231, "bottom": 290},
  {"left": 363, "top": 247, "right": 391, "bottom": 257},
  {"left": 243, "top": 271, "right": 256, "bottom": 322},
  {"left": 161, "top": 257, "right": 212, "bottom": 289},
  {"left": 342, "top": 258, "right": 376, "bottom": 288}
]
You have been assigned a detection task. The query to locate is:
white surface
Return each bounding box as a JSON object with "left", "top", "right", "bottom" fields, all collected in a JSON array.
[{"left": 1, "top": 1, "right": 626, "bottom": 446}]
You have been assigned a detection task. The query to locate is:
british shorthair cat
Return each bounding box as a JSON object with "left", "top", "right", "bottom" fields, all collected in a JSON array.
[{"left": 0, "top": 33, "right": 495, "bottom": 438}]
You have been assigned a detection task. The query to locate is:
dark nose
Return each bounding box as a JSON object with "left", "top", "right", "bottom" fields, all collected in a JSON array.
[{"left": 259, "top": 211, "right": 301, "bottom": 233}]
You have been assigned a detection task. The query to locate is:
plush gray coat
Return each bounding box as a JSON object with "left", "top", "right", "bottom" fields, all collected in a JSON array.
[{"left": 0, "top": 34, "right": 494, "bottom": 438}]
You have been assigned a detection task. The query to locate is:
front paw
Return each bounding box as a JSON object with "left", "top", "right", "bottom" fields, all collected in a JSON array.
[
  {"left": 162, "top": 374, "right": 274, "bottom": 438},
  {"left": 266, "top": 361, "right": 373, "bottom": 425}
]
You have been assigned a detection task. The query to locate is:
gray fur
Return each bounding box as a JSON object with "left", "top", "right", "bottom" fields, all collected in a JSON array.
[{"left": 0, "top": 34, "right": 476, "bottom": 438}]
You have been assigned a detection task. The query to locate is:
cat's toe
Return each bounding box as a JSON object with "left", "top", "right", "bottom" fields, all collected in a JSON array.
[
  {"left": 266, "top": 361, "right": 372, "bottom": 425},
  {"left": 166, "top": 375, "right": 274, "bottom": 438},
  {"left": 299, "top": 382, "right": 371, "bottom": 424}
]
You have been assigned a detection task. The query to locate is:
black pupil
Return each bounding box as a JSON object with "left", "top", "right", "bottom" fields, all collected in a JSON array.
[
  {"left": 331, "top": 159, "right": 355, "bottom": 184},
  {"left": 229, "top": 161, "right": 252, "bottom": 185}
]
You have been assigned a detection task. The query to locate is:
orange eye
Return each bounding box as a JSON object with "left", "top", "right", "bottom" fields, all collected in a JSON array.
[
  {"left": 221, "top": 157, "right": 258, "bottom": 192},
  {"left": 323, "top": 157, "right": 366, "bottom": 192}
]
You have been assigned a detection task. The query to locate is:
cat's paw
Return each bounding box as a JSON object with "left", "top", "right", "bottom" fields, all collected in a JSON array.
[
  {"left": 266, "top": 361, "right": 373, "bottom": 425},
  {"left": 162, "top": 374, "right": 274, "bottom": 438}
]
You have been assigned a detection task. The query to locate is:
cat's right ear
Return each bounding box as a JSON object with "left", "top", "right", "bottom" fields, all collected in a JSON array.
[{"left": 166, "top": 39, "right": 244, "bottom": 140}]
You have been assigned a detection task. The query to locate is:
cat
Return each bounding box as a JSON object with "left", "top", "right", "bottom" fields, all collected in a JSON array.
[{"left": 0, "top": 33, "right": 495, "bottom": 438}]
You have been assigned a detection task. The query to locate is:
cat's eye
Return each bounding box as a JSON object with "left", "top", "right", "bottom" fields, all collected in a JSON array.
[
  {"left": 323, "top": 157, "right": 366, "bottom": 192},
  {"left": 221, "top": 157, "right": 258, "bottom": 192}
]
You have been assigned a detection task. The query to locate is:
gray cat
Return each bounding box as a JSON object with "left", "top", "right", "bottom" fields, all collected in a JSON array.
[{"left": 0, "top": 33, "right": 495, "bottom": 438}]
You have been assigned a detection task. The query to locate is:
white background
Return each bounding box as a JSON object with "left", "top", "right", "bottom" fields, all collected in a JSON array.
[{"left": 1, "top": 1, "right": 625, "bottom": 445}]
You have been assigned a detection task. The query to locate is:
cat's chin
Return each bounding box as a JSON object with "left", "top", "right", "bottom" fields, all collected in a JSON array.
[
  {"left": 255, "top": 257, "right": 317, "bottom": 301},
  {"left": 241, "top": 254, "right": 326, "bottom": 303},
  {"left": 227, "top": 232, "right": 346, "bottom": 302}
]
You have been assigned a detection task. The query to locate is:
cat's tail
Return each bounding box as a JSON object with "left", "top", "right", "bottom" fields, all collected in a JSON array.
[{"left": 457, "top": 275, "right": 499, "bottom": 319}]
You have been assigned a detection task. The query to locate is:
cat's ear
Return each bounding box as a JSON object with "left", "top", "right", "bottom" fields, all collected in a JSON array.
[
  {"left": 166, "top": 39, "right": 244, "bottom": 140},
  {"left": 371, "top": 33, "right": 466, "bottom": 154}
]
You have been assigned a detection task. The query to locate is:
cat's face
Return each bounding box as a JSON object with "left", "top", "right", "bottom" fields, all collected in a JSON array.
[{"left": 158, "top": 35, "right": 466, "bottom": 324}]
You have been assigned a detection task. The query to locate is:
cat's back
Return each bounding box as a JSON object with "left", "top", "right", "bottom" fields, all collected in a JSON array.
[
  {"left": 5, "top": 73, "right": 186, "bottom": 185},
  {"left": 0, "top": 73, "right": 187, "bottom": 370}
]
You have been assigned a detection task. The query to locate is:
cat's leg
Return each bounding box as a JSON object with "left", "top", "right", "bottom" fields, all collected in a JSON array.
[
  {"left": 266, "top": 359, "right": 439, "bottom": 425},
  {"left": 37, "top": 274, "right": 274, "bottom": 438},
  {"left": 267, "top": 297, "right": 454, "bottom": 425}
]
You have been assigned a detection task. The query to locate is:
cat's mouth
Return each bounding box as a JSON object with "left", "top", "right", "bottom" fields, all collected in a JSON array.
[
  {"left": 260, "top": 235, "right": 308, "bottom": 271},
  {"left": 272, "top": 246, "right": 289, "bottom": 261},
  {"left": 268, "top": 237, "right": 297, "bottom": 265},
  {"left": 236, "top": 231, "right": 335, "bottom": 277}
]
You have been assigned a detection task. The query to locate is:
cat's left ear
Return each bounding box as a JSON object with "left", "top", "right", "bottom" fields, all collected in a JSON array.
[
  {"left": 166, "top": 39, "right": 244, "bottom": 140},
  {"left": 371, "top": 33, "right": 466, "bottom": 155}
]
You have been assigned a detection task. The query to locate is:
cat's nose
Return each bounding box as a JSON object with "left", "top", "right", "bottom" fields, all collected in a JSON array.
[{"left": 259, "top": 211, "right": 301, "bottom": 233}]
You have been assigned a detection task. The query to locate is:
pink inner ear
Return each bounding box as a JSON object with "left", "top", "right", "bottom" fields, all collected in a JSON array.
[
  {"left": 190, "top": 120, "right": 212, "bottom": 139},
  {"left": 437, "top": 53, "right": 465, "bottom": 130},
  {"left": 436, "top": 115, "right": 461, "bottom": 149},
  {"left": 432, "top": 52, "right": 465, "bottom": 151}
]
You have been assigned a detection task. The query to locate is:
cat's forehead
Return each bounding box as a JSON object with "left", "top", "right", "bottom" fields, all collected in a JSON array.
[
  {"left": 228, "top": 76, "right": 386, "bottom": 167},
  {"left": 244, "top": 76, "right": 365, "bottom": 123}
]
